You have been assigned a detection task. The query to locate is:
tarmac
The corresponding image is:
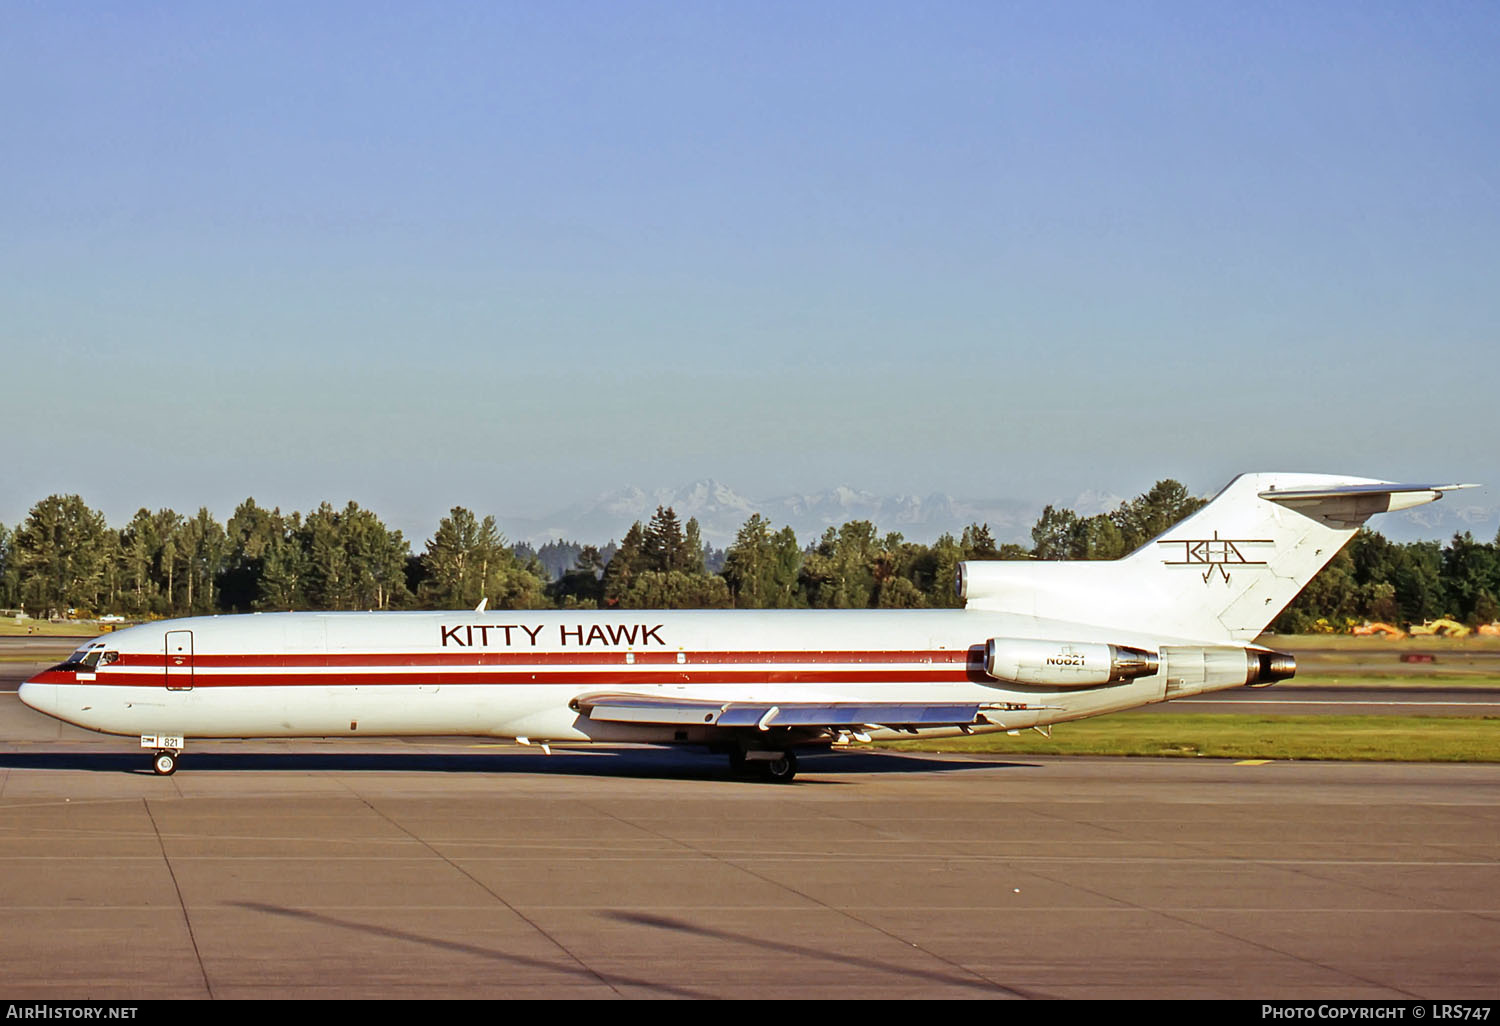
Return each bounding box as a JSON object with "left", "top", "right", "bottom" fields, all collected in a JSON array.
[{"left": 1, "top": 694, "right": 1497, "bottom": 999}]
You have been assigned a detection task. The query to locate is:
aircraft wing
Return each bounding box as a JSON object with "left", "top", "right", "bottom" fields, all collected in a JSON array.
[{"left": 571, "top": 693, "right": 990, "bottom": 730}]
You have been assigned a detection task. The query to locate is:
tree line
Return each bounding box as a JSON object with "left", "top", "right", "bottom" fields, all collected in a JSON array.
[{"left": 1, "top": 483, "right": 1496, "bottom": 630}]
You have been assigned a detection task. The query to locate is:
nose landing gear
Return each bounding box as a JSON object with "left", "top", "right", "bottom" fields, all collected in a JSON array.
[{"left": 141, "top": 735, "right": 184, "bottom": 776}]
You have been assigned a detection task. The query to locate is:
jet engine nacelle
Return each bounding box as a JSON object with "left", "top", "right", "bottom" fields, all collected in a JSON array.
[
  {"left": 1160, "top": 645, "right": 1297, "bottom": 697},
  {"left": 984, "top": 638, "right": 1160, "bottom": 688}
]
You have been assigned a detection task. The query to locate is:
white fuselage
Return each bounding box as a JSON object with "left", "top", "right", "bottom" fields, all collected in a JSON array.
[{"left": 19, "top": 609, "right": 1225, "bottom": 744}]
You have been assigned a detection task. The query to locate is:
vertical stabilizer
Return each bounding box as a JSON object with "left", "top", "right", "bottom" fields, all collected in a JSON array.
[
  {"left": 1124, "top": 473, "right": 1374, "bottom": 640},
  {"left": 961, "top": 474, "right": 1473, "bottom": 642}
]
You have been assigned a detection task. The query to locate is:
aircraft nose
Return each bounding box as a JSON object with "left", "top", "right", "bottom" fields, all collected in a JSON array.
[{"left": 18, "top": 679, "right": 56, "bottom": 716}]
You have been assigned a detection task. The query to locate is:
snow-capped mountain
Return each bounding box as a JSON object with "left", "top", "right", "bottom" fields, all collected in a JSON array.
[
  {"left": 1069, "top": 489, "right": 1126, "bottom": 517},
  {"left": 500, "top": 481, "right": 1497, "bottom": 551},
  {"left": 1382, "top": 497, "right": 1499, "bottom": 544},
  {"left": 504, "top": 480, "right": 1036, "bottom": 549}
]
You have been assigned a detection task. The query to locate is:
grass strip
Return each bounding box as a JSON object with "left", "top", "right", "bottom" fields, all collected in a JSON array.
[
  {"left": 881, "top": 713, "right": 1500, "bottom": 763},
  {"left": 1264, "top": 634, "right": 1500, "bottom": 652},
  {"left": 1288, "top": 674, "right": 1500, "bottom": 687},
  {"left": 0, "top": 623, "right": 103, "bottom": 637}
]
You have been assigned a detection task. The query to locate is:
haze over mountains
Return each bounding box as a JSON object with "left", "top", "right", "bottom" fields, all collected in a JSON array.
[
  {"left": 501, "top": 480, "right": 1498, "bottom": 551},
  {"left": 504, "top": 480, "right": 1029, "bottom": 550}
]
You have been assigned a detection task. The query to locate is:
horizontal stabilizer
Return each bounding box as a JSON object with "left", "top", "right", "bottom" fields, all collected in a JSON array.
[
  {"left": 1258, "top": 481, "right": 1477, "bottom": 527},
  {"left": 1258, "top": 482, "right": 1476, "bottom": 500},
  {"left": 573, "top": 693, "right": 984, "bottom": 729}
]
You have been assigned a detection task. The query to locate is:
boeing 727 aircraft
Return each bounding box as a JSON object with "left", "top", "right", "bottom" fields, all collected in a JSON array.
[{"left": 19, "top": 473, "right": 1474, "bottom": 780}]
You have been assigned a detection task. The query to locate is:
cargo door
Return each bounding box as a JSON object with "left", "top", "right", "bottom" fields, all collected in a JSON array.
[{"left": 165, "top": 630, "right": 194, "bottom": 691}]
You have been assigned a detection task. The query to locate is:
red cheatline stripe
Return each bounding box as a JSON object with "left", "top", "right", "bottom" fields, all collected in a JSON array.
[
  {"left": 30, "top": 668, "right": 977, "bottom": 688},
  {"left": 104, "top": 648, "right": 976, "bottom": 669}
]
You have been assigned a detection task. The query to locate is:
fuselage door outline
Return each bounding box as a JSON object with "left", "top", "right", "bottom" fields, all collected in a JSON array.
[{"left": 165, "top": 630, "right": 194, "bottom": 691}]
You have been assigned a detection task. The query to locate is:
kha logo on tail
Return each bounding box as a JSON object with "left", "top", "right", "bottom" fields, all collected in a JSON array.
[{"left": 1159, "top": 531, "right": 1272, "bottom": 583}]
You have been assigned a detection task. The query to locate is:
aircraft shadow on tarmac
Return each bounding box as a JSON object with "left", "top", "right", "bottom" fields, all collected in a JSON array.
[
  {"left": 223, "top": 901, "right": 1035, "bottom": 997},
  {"left": 603, "top": 910, "right": 1041, "bottom": 997},
  {"left": 0, "top": 747, "right": 1039, "bottom": 780},
  {"left": 231, "top": 901, "right": 712, "bottom": 998}
]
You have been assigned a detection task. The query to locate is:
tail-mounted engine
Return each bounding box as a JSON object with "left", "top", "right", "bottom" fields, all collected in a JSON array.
[
  {"left": 983, "top": 639, "right": 1160, "bottom": 688},
  {"left": 1159, "top": 645, "right": 1297, "bottom": 697},
  {"left": 982, "top": 638, "right": 1297, "bottom": 693}
]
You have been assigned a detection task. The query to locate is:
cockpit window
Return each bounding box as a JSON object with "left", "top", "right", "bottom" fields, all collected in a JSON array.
[
  {"left": 49, "top": 643, "right": 105, "bottom": 673},
  {"left": 99, "top": 651, "right": 119, "bottom": 667}
]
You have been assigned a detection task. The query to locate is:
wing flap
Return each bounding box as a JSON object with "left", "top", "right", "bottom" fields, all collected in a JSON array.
[{"left": 572, "top": 693, "right": 986, "bottom": 729}]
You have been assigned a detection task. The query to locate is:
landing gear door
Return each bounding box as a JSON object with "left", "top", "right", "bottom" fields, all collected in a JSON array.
[{"left": 165, "top": 630, "right": 194, "bottom": 691}]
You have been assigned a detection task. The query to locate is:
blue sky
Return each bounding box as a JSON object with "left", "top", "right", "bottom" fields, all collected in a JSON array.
[{"left": 3, "top": 1, "right": 1496, "bottom": 543}]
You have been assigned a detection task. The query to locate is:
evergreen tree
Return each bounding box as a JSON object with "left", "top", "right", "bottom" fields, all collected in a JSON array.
[
  {"left": 340, "top": 503, "right": 412, "bottom": 610},
  {"left": 616, "top": 570, "right": 732, "bottom": 609},
  {"left": 15, "top": 495, "right": 110, "bottom": 618},
  {"left": 94, "top": 529, "right": 123, "bottom": 614},
  {"left": 920, "top": 532, "right": 965, "bottom": 609},
  {"left": 1030, "top": 505, "right": 1081, "bottom": 560},
  {"left": 301, "top": 502, "right": 356, "bottom": 608},
  {"left": 179, "top": 507, "right": 227, "bottom": 615},
  {"left": 1391, "top": 539, "right": 1445, "bottom": 623},
  {"left": 118, "top": 510, "right": 158, "bottom": 616},
  {"left": 0, "top": 524, "right": 14, "bottom": 609},
  {"left": 550, "top": 545, "right": 606, "bottom": 608},
  {"left": 800, "top": 521, "right": 881, "bottom": 608},
  {"left": 419, "top": 507, "right": 545, "bottom": 609},
  {"left": 960, "top": 523, "right": 998, "bottom": 559},
  {"left": 1030, "top": 480, "right": 1203, "bottom": 561},
  {"left": 1111, "top": 480, "right": 1206, "bottom": 552},
  {"left": 150, "top": 509, "right": 186, "bottom": 614},
  {"left": 257, "top": 512, "right": 308, "bottom": 610},
  {"left": 724, "top": 519, "right": 804, "bottom": 608},
  {"left": 1442, "top": 532, "right": 1499, "bottom": 623},
  {"left": 876, "top": 575, "right": 925, "bottom": 608},
  {"left": 723, "top": 514, "right": 775, "bottom": 608},
  {"left": 533, "top": 540, "right": 584, "bottom": 582},
  {"left": 421, "top": 507, "right": 499, "bottom": 608},
  {"left": 767, "top": 526, "right": 804, "bottom": 607},
  {"left": 683, "top": 518, "right": 707, "bottom": 575},
  {"left": 602, "top": 522, "right": 646, "bottom": 606},
  {"left": 220, "top": 499, "right": 285, "bottom": 612},
  {"left": 642, "top": 506, "right": 688, "bottom": 572}
]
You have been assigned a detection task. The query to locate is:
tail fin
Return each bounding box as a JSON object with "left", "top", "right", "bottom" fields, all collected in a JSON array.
[{"left": 960, "top": 473, "right": 1475, "bottom": 641}]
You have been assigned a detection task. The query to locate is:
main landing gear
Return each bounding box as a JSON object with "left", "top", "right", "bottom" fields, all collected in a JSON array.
[{"left": 728, "top": 749, "right": 798, "bottom": 783}]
